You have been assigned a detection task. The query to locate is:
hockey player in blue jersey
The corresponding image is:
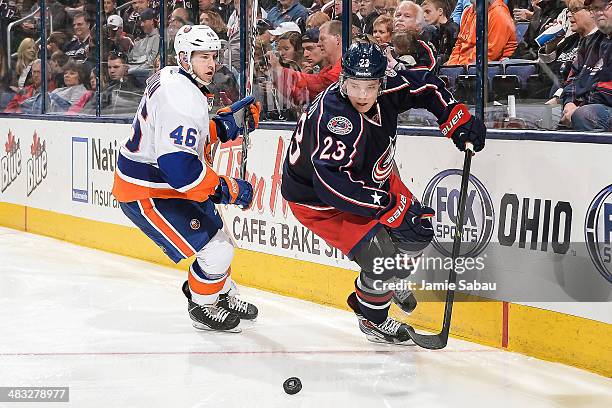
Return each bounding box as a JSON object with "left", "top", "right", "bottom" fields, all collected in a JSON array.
[{"left": 281, "top": 40, "right": 486, "bottom": 345}]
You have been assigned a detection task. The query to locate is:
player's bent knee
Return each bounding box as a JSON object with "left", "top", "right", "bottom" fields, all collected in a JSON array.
[{"left": 195, "top": 230, "right": 234, "bottom": 275}]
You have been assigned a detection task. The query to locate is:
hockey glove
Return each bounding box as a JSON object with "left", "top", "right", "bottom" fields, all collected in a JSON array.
[
  {"left": 377, "top": 173, "right": 414, "bottom": 229},
  {"left": 439, "top": 104, "right": 486, "bottom": 152},
  {"left": 210, "top": 176, "right": 253, "bottom": 209},
  {"left": 386, "top": 200, "right": 435, "bottom": 254},
  {"left": 211, "top": 96, "right": 262, "bottom": 143}
]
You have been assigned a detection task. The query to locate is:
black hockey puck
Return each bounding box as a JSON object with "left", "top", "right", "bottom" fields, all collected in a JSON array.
[{"left": 283, "top": 377, "right": 302, "bottom": 395}]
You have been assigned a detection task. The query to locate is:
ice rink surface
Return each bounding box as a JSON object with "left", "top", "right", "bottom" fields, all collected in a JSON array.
[{"left": 0, "top": 227, "right": 610, "bottom": 408}]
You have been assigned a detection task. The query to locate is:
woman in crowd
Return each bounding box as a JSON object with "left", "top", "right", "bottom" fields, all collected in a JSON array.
[
  {"left": 277, "top": 31, "right": 304, "bottom": 68},
  {"left": 372, "top": 14, "right": 393, "bottom": 45},
  {"left": 306, "top": 10, "right": 331, "bottom": 29},
  {"left": 200, "top": 10, "right": 229, "bottom": 40},
  {"left": 48, "top": 60, "right": 88, "bottom": 113},
  {"left": 12, "top": 38, "right": 38, "bottom": 88}
]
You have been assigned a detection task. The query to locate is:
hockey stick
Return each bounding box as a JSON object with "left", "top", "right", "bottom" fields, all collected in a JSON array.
[
  {"left": 240, "top": 0, "right": 258, "bottom": 179},
  {"left": 406, "top": 142, "right": 474, "bottom": 349}
]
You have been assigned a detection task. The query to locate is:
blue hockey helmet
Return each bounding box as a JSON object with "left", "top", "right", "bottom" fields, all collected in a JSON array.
[
  {"left": 340, "top": 41, "right": 387, "bottom": 99},
  {"left": 341, "top": 42, "right": 387, "bottom": 80}
]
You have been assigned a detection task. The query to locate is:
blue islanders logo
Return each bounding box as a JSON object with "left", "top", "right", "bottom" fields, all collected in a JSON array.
[
  {"left": 585, "top": 185, "right": 612, "bottom": 283},
  {"left": 422, "top": 170, "right": 494, "bottom": 257}
]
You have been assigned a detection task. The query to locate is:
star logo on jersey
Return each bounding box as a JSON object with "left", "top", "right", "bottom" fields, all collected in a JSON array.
[
  {"left": 371, "top": 192, "right": 383, "bottom": 205},
  {"left": 327, "top": 116, "right": 353, "bottom": 135}
]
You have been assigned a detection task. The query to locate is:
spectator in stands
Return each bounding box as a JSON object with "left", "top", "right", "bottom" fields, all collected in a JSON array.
[
  {"left": 267, "top": 0, "right": 309, "bottom": 28},
  {"left": 67, "top": 67, "right": 97, "bottom": 115},
  {"left": 514, "top": 0, "right": 567, "bottom": 59},
  {"left": 128, "top": 8, "right": 160, "bottom": 70},
  {"left": 47, "top": 60, "right": 88, "bottom": 113},
  {"left": 385, "top": 28, "right": 437, "bottom": 70},
  {"left": 394, "top": 0, "right": 423, "bottom": 31},
  {"left": 372, "top": 14, "right": 393, "bottom": 44},
  {"left": 47, "top": 32, "right": 68, "bottom": 55},
  {"left": 446, "top": 0, "right": 517, "bottom": 65},
  {"left": 12, "top": 38, "right": 38, "bottom": 88},
  {"left": 49, "top": 51, "right": 69, "bottom": 89},
  {"left": 103, "top": 0, "right": 118, "bottom": 20},
  {"left": 123, "top": 0, "right": 150, "bottom": 39},
  {"left": 5, "top": 60, "right": 42, "bottom": 113},
  {"left": 384, "top": 0, "right": 399, "bottom": 15},
  {"left": 200, "top": 10, "right": 229, "bottom": 40},
  {"left": 422, "top": 0, "right": 459, "bottom": 65},
  {"left": 560, "top": 0, "right": 611, "bottom": 131},
  {"left": 102, "top": 51, "right": 142, "bottom": 114},
  {"left": 360, "top": 0, "right": 386, "bottom": 34},
  {"left": 301, "top": 28, "right": 324, "bottom": 72},
  {"left": 277, "top": 31, "right": 304, "bottom": 66},
  {"left": 306, "top": 11, "right": 331, "bottom": 28},
  {"left": 269, "top": 20, "right": 343, "bottom": 106},
  {"left": 106, "top": 15, "right": 134, "bottom": 55},
  {"left": 451, "top": 0, "right": 472, "bottom": 25},
  {"left": 541, "top": 0, "right": 598, "bottom": 102},
  {"left": 394, "top": 1, "right": 437, "bottom": 43},
  {"left": 64, "top": 12, "right": 91, "bottom": 62}
]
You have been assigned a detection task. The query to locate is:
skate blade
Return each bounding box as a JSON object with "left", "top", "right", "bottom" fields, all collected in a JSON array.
[
  {"left": 365, "top": 334, "right": 415, "bottom": 346},
  {"left": 192, "top": 322, "right": 242, "bottom": 333}
]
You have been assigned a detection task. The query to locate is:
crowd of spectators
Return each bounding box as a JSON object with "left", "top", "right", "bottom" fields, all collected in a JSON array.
[{"left": 0, "top": 0, "right": 609, "bottom": 131}]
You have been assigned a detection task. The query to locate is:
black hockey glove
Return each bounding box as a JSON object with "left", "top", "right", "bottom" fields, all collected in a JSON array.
[
  {"left": 385, "top": 200, "right": 435, "bottom": 254},
  {"left": 439, "top": 104, "right": 486, "bottom": 152}
]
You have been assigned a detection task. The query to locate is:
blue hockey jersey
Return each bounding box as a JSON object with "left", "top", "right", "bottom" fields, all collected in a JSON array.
[{"left": 281, "top": 68, "right": 456, "bottom": 218}]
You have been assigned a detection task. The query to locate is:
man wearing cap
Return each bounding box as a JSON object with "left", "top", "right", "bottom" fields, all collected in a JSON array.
[
  {"left": 107, "top": 15, "right": 134, "bottom": 55},
  {"left": 301, "top": 28, "right": 324, "bottom": 73},
  {"left": 560, "top": 0, "right": 612, "bottom": 131},
  {"left": 267, "top": 0, "right": 309, "bottom": 28},
  {"left": 128, "top": 8, "right": 160, "bottom": 70},
  {"left": 269, "top": 20, "right": 343, "bottom": 106}
]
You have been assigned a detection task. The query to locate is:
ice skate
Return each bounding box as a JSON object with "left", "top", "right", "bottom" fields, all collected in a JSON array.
[
  {"left": 347, "top": 292, "right": 414, "bottom": 345},
  {"left": 182, "top": 281, "right": 241, "bottom": 333}
]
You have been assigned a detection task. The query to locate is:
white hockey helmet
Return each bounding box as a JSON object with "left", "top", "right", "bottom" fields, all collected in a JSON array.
[{"left": 174, "top": 25, "right": 222, "bottom": 85}]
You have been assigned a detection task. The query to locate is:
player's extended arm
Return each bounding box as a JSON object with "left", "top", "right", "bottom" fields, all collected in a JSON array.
[{"left": 388, "top": 69, "right": 486, "bottom": 152}]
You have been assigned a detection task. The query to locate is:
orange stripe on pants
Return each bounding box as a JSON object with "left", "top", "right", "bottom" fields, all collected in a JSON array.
[
  {"left": 139, "top": 199, "right": 195, "bottom": 258},
  {"left": 189, "top": 267, "right": 231, "bottom": 295}
]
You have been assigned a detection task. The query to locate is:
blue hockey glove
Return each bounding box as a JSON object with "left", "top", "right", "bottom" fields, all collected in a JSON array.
[
  {"left": 211, "top": 96, "right": 261, "bottom": 143},
  {"left": 210, "top": 176, "right": 253, "bottom": 209},
  {"left": 439, "top": 104, "right": 486, "bottom": 152}
]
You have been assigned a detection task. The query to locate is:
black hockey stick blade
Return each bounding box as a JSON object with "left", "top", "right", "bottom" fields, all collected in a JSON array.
[{"left": 406, "top": 143, "right": 474, "bottom": 350}]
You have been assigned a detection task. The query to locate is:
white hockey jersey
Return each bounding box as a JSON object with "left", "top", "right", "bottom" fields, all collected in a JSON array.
[{"left": 112, "top": 66, "right": 220, "bottom": 203}]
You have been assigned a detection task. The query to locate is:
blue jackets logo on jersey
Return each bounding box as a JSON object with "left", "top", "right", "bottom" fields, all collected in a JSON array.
[
  {"left": 326, "top": 116, "right": 353, "bottom": 135},
  {"left": 585, "top": 185, "right": 612, "bottom": 284},
  {"left": 372, "top": 143, "right": 395, "bottom": 184}
]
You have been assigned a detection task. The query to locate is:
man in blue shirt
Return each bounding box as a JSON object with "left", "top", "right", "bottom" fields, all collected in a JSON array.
[{"left": 267, "top": 0, "right": 309, "bottom": 28}]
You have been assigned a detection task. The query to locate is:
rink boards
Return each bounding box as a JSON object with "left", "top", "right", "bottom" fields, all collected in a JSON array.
[{"left": 0, "top": 117, "right": 610, "bottom": 377}]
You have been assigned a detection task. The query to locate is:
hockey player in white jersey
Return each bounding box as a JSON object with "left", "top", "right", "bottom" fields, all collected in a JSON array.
[{"left": 112, "top": 25, "right": 262, "bottom": 333}]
